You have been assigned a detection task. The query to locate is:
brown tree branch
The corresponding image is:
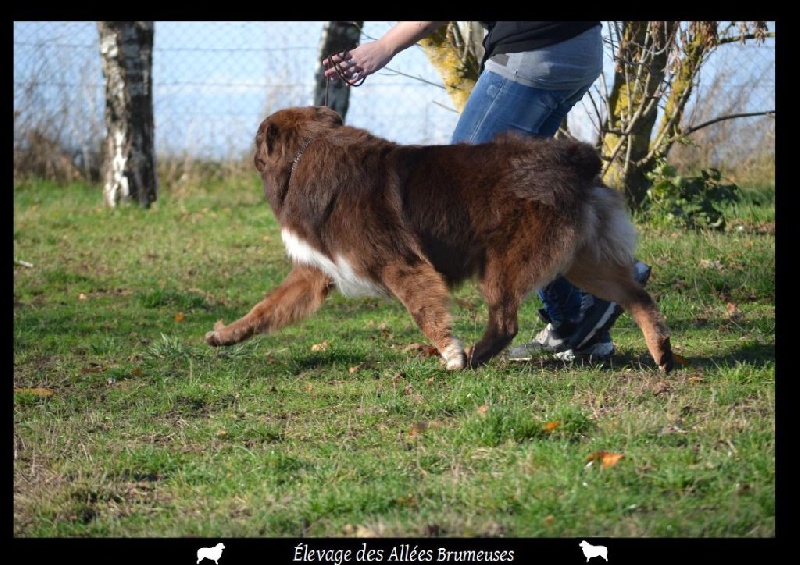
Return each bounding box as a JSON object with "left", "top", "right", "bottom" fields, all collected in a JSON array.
[{"left": 682, "top": 110, "right": 775, "bottom": 137}]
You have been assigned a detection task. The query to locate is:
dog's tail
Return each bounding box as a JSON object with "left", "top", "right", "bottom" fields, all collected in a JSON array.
[{"left": 580, "top": 184, "right": 637, "bottom": 267}]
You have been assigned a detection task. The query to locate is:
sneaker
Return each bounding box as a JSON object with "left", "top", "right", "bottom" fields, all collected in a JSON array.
[
  {"left": 509, "top": 325, "right": 615, "bottom": 362},
  {"left": 506, "top": 318, "right": 576, "bottom": 361},
  {"left": 558, "top": 329, "right": 615, "bottom": 361},
  {"left": 507, "top": 261, "right": 651, "bottom": 362},
  {"left": 567, "top": 260, "right": 652, "bottom": 351}
]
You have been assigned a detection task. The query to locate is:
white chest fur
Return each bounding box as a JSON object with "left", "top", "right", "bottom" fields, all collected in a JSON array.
[{"left": 281, "top": 229, "right": 386, "bottom": 298}]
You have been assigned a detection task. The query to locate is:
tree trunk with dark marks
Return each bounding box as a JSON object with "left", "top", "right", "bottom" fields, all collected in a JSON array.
[
  {"left": 97, "top": 21, "right": 157, "bottom": 209},
  {"left": 313, "top": 21, "right": 363, "bottom": 120}
]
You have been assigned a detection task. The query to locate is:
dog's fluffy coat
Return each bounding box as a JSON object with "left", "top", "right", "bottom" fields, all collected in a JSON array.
[{"left": 205, "top": 106, "right": 673, "bottom": 372}]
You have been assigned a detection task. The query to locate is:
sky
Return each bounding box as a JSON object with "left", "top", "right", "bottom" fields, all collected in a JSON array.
[{"left": 13, "top": 21, "right": 775, "bottom": 161}]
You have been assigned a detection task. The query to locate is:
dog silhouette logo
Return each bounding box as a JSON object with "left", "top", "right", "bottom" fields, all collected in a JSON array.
[
  {"left": 197, "top": 542, "right": 225, "bottom": 564},
  {"left": 578, "top": 540, "right": 608, "bottom": 561}
]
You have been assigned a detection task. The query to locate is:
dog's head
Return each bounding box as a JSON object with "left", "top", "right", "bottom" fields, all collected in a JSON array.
[{"left": 254, "top": 106, "right": 343, "bottom": 174}]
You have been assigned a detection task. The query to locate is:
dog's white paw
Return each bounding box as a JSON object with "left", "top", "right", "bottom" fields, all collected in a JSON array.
[
  {"left": 441, "top": 339, "right": 466, "bottom": 370},
  {"left": 205, "top": 330, "right": 220, "bottom": 347}
]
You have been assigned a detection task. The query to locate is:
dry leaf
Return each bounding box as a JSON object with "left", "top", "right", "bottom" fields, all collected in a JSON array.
[
  {"left": 341, "top": 523, "right": 379, "bottom": 537},
  {"left": 699, "top": 259, "right": 723, "bottom": 270},
  {"left": 543, "top": 420, "right": 560, "bottom": 433},
  {"left": 409, "top": 421, "right": 428, "bottom": 436},
  {"left": 652, "top": 382, "right": 670, "bottom": 396},
  {"left": 601, "top": 452, "right": 625, "bottom": 468},
  {"left": 587, "top": 450, "right": 625, "bottom": 468},
  {"left": 311, "top": 340, "right": 329, "bottom": 352},
  {"left": 726, "top": 302, "right": 743, "bottom": 320},
  {"left": 14, "top": 387, "right": 54, "bottom": 397},
  {"left": 403, "top": 342, "right": 439, "bottom": 357},
  {"left": 174, "top": 312, "right": 185, "bottom": 322}
]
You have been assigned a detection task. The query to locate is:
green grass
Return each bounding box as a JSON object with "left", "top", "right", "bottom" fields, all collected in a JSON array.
[{"left": 13, "top": 177, "right": 775, "bottom": 537}]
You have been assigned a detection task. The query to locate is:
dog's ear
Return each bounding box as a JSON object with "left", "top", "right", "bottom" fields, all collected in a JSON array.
[
  {"left": 253, "top": 119, "right": 278, "bottom": 173},
  {"left": 314, "top": 105, "right": 344, "bottom": 128},
  {"left": 254, "top": 120, "right": 279, "bottom": 173}
]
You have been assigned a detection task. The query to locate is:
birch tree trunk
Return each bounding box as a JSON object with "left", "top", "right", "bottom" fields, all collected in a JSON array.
[
  {"left": 97, "top": 21, "right": 157, "bottom": 208},
  {"left": 313, "top": 21, "right": 363, "bottom": 120}
]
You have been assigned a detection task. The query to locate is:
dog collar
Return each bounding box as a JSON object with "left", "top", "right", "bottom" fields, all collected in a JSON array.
[
  {"left": 290, "top": 138, "right": 314, "bottom": 175},
  {"left": 280, "top": 138, "right": 315, "bottom": 206}
]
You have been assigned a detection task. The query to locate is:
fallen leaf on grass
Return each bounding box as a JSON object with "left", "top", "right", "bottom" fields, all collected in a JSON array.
[
  {"left": 726, "top": 302, "right": 743, "bottom": 320},
  {"left": 311, "top": 340, "right": 329, "bottom": 352},
  {"left": 586, "top": 450, "right": 625, "bottom": 468},
  {"left": 409, "top": 422, "right": 427, "bottom": 436},
  {"left": 342, "top": 524, "right": 378, "bottom": 537},
  {"left": 699, "top": 259, "right": 724, "bottom": 270},
  {"left": 174, "top": 312, "right": 185, "bottom": 323},
  {"left": 543, "top": 421, "right": 560, "bottom": 433},
  {"left": 14, "top": 387, "right": 54, "bottom": 397},
  {"left": 409, "top": 420, "right": 441, "bottom": 436},
  {"left": 349, "top": 361, "right": 375, "bottom": 374},
  {"left": 396, "top": 493, "right": 417, "bottom": 507},
  {"left": 403, "top": 342, "right": 439, "bottom": 357}
]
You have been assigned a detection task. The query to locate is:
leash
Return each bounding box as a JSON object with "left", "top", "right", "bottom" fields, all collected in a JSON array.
[{"left": 323, "top": 49, "right": 365, "bottom": 107}]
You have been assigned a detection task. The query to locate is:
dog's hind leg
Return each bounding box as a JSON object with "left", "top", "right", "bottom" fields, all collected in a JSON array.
[
  {"left": 564, "top": 259, "right": 674, "bottom": 373},
  {"left": 205, "top": 264, "right": 333, "bottom": 347},
  {"left": 381, "top": 259, "right": 467, "bottom": 370}
]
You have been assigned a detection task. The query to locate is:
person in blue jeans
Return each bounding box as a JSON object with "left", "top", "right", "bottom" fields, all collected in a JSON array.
[{"left": 323, "top": 21, "right": 651, "bottom": 361}]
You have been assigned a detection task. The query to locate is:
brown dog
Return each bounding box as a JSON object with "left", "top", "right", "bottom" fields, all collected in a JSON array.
[{"left": 205, "top": 106, "right": 674, "bottom": 373}]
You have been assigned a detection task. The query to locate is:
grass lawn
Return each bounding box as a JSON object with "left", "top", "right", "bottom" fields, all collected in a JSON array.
[{"left": 13, "top": 177, "right": 775, "bottom": 539}]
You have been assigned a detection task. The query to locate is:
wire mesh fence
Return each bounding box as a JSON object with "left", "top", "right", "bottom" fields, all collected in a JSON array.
[{"left": 13, "top": 21, "right": 775, "bottom": 182}]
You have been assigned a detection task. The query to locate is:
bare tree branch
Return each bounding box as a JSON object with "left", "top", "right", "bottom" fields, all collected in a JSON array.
[{"left": 682, "top": 110, "right": 775, "bottom": 136}]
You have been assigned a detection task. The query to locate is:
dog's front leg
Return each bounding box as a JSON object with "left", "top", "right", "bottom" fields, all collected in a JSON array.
[
  {"left": 469, "top": 277, "right": 521, "bottom": 368},
  {"left": 205, "top": 263, "right": 333, "bottom": 347},
  {"left": 381, "top": 260, "right": 466, "bottom": 370}
]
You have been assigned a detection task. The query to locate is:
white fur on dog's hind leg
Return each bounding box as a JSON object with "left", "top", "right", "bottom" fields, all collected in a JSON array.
[{"left": 441, "top": 338, "right": 466, "bottom": 370}]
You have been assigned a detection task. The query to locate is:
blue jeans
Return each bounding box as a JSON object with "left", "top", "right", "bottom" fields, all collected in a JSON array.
[{"left": 450, "top": 69, "right": 595, "bottom": 325}]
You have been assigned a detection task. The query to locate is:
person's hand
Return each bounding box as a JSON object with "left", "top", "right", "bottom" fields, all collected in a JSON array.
[{"left": 323, "top": 40, "right": 394, "bottom": 83}]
